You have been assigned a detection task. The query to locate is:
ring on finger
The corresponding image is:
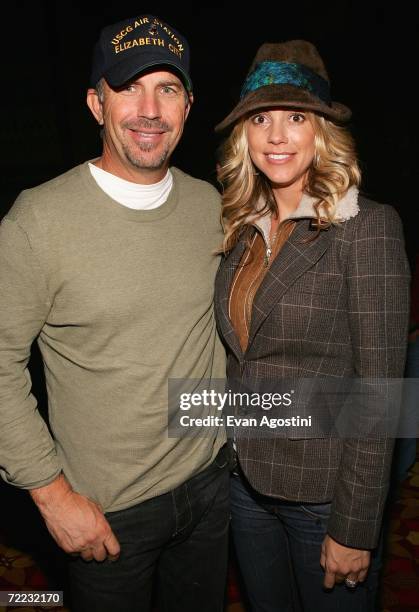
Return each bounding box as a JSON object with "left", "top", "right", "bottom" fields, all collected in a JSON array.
[{"left": 344, "top": 578, "right": 358, "bottom": 588}]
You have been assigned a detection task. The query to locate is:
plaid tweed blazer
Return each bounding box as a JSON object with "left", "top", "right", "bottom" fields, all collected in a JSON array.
[{"left": 214, "top": 192, "right": 410, "bottom": 548}]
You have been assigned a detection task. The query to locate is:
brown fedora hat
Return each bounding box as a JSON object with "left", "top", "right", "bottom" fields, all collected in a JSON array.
[{"left": 215, "top": 40, "right": 351, "bottom": 132}]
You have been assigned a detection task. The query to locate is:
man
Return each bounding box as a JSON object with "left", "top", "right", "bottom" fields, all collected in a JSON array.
[{"left": 0, "top": 14, "right": 228, "bottom": 612}]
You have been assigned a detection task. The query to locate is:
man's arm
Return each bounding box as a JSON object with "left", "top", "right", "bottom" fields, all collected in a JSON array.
[
  {"left": 0, "top": 214, "right": 59, "bottom": 487},
  {"left": 0, "top": 210, "right": 120, "bottom": 561}
]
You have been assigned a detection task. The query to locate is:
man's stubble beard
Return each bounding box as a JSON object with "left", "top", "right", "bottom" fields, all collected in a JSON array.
[
  {"left": 121, "top": 139, "right": 172, "bottom": 171},
  {"left": 120, "top": 118, "right": 173, "bottom": 171}
]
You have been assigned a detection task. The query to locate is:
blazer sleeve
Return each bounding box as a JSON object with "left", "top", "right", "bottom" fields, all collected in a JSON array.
[
  {"left": 0, "top": 214, "right": 61, "bottom": 489},
  {"left": 326, "top": 203, "right": 411, "bottom": 549}
]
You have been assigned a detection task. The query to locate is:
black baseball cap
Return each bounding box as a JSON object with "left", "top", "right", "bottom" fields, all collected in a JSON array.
[{"left": 90, "top": 15, "right": 192, "bottom": 92}]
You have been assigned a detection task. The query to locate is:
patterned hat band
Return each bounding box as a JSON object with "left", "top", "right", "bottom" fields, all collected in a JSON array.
[{"left": 240, "top": 60, "right": 331, "bottom": 105}]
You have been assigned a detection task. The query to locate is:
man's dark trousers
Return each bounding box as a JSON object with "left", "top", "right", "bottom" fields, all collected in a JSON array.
[{"left": 68, "top": 445, "right": 230, "bottom": 612}]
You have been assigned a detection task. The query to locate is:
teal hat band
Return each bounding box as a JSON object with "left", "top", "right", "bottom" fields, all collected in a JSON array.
[{"left": 241, "top": 60, "right": 331, "bottom": 105}]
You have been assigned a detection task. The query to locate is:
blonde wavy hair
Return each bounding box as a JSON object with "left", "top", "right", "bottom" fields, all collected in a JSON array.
[{"left": 217, "top": 112, "right": 361, "bottom": 253}]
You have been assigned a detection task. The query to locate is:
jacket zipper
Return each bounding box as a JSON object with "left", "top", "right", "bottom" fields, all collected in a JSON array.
[{"left": 264, "top": 246, "right": 273, "bottom": 267}]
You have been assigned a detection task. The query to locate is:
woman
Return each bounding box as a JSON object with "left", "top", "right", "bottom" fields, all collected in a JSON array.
[{"left": 214, "top": 41, "right": 410, "bottom": 611}]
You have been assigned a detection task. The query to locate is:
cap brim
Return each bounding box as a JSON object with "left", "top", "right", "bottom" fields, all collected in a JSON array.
[
  {"left": 104, "top": 54, "right": 193, "bottom": 92},
  {"left": 215, "top": 84, "right": 351, "bottom": 132}
]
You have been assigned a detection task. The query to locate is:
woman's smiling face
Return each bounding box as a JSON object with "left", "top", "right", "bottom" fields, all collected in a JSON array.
[{"left": 246, "top": 108, "right": 316, "bottom": 190}]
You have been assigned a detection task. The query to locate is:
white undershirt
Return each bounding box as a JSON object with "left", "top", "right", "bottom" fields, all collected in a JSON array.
[{"left": 88, "top": 162, "right": 173, "bottom": 210}]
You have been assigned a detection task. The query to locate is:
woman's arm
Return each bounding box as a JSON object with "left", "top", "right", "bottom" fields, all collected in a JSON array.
[
  {"left": 327, "top": 203, "right": 410, "bottom": 549},
  {"left": 320, "top": 203, "right": 410, "bottom": 586}
]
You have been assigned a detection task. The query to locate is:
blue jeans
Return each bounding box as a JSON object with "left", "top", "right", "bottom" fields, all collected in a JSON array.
[
  {"left": 230, "top": 471, "right": 382, "bottom": 612},
  {"left": 68, "top": 445, "right": 230, "bottom": 612}
]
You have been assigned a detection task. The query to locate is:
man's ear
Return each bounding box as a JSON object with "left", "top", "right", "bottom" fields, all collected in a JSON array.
[
  {"left": 86, "top": 88, "right": 104, "bottom": 125},
  {"left": 184, "top": 91, "right": 194, "bottom": 121}
]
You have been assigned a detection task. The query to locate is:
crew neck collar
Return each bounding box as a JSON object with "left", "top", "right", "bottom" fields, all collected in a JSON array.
[
  {"left": 80, "top": 160, "right": 179, "bottom": 222},
  {"left": 88, "top": 163, "right": 172, "bottom": 191}
]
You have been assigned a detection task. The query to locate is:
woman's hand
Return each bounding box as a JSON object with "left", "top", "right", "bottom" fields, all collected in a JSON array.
[{"left": 320, "top": 534, "right": 371, "bottom": 588}]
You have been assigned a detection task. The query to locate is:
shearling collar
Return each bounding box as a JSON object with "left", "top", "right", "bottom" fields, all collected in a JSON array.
[
  {"left": 288, "top": 185, "right": 359, "bottom": 222},
  {"left": 250, "top": 186, "right": 360, "bottom": 243}
]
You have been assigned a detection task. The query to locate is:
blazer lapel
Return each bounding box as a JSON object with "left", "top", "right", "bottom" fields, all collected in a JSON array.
[
  {"left": 215, "top": 240, "right": 247, "bottom": 361},
  {"left": 247, "top": 220, "right": 336, "bottom": 350}
]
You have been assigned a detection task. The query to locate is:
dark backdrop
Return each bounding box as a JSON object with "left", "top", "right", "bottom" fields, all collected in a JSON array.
[{"left": 1, "top": 0, "right": 417, "bottom": 260}]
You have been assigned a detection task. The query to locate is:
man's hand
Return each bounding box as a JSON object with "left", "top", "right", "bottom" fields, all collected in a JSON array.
[
  {"left": 320, "top": 534, "right": 370, "bottom": 589},
  {"left": 29, "top": 473, "right": 120, "bottom": 562}
]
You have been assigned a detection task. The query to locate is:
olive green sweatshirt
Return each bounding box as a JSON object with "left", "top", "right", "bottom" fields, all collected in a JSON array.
[{"left": 0, "top": 162, "right": 226, "bottom": 511}]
